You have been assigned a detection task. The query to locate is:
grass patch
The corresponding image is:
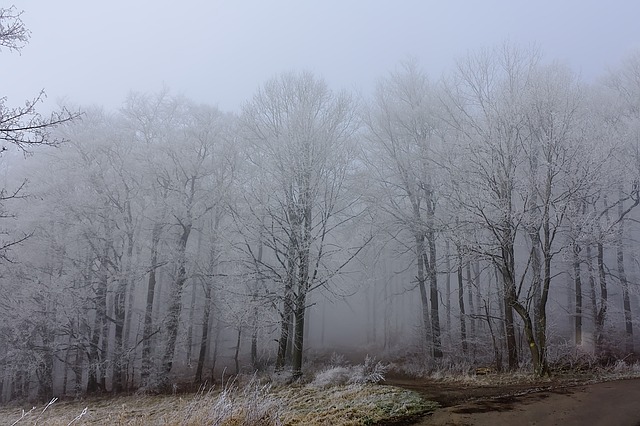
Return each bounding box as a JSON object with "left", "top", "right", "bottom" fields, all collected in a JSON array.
[
  {"left": 277, "top": 384, "right": 437, "bottom": 425},
  {"left": 0, "top": 382, "right": 436, "bottom": 425}
]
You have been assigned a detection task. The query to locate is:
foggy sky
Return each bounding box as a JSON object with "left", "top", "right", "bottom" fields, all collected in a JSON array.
[{"left": 2, "top": 0, "right": 639, "bottom": 112}]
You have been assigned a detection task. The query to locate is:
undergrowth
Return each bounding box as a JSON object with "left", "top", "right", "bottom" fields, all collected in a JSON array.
[{"left": 2, "top": 358, "right": 432, "bottom": 426}]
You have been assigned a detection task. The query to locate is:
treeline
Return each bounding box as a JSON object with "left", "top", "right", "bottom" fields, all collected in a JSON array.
[{"left": 1, "top": 44, "right": 640, "bottom": 401}]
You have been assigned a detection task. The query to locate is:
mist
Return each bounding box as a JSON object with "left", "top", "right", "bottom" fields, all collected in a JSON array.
[{"left": 1, "top": 2, "right": 640, "bottom": 406}]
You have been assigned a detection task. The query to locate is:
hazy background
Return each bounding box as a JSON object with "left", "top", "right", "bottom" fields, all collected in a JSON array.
[{"left": 2, "top": 0, "right": 639, "bottom": 112}]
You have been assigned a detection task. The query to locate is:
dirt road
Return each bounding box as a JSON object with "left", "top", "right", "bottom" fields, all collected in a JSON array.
[{"left": 390, "top": 377, "right": 640, "bottom": 426}]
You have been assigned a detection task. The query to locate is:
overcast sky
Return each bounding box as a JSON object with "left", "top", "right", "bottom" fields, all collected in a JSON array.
[{"left": 2, "top": 1, "right": 639, "bottom": 113}]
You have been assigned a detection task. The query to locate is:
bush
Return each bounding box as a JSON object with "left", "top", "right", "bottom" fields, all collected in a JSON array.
[
  {"left": 311, "top": 366, "right": 352, "bottom": 388},
  {"left": 328, "top": 352, "right": 348, "bottom": 367},
  {"left": 349, "top": 355, "right": 389, "bottom": 384},
  {"left": 312, "top": 355, "right": 389, "bottom": 388}
]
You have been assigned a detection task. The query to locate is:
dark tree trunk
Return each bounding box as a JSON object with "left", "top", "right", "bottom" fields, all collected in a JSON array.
[
  {"left": 292, "top": 237, "right": 311, "bottom": 377},
  {"left": 292, "top": 295, "right": 306, "bottom": 377},
  {"left": 511, "top": 301, "right": 542, "bottom": 375},
  {"left": 586, "top": 244, "right": 598, "bottom": 339},
  {"left": 416, "top": 234, "right": 431, "bottom": 353},
  {"left": 275, "top": 273, "right": 294, "bottom": 370},
  {"left": 250, "top": 235, "right": 263, "bottom": 370},
  {"left": 595, "top": 241, "right": 608, "bottom": 353},
  {"left": 457, "top": 247, "right": 467, "bottom": 355},
  {"left": 445, "top": 240, "right": 452, "bottom": 341},
  {"left": 501, "top": 226, "right": 519, "bottom": 370},
  {"left": 466, "top": 261, "right": 475, "bottom": 357},
  {"left": 194, "top": 285, "right": 212, "bottom": 383},
  {"left": 617, "top": 208, "right": 634, "bottom": 355},
  {"left": 141, "top": 222, "right": 161, "bottom": 387},
  {"left": 573, "top": 242, "right": 583, "bottom": 346},
  {"left": 426, "top": 234, "right": 443, "bottom": 358},
  {"left": 112, "top": 274, "right": 127, "bottom": 393},
  {"left": 234, "top": 328, "right": 242, "bottom": 375},
  {"left": 185, "top": 281, "right": 197, "bottom": 366}
]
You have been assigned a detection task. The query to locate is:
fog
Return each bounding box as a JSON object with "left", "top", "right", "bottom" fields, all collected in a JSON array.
[
  {"left": 2, "top": 1, "right": 639, "bottom": 112},
  {"left": 1, "top": 2, "right": 640, "bottom": 401}
]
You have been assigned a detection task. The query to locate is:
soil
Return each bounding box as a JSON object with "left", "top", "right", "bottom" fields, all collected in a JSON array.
[{"left": 385, "top": 375, "right": 640, "bottom": 426}]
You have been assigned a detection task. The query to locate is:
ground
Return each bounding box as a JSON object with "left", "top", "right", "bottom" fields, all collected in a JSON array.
[
  {"left": 386, "top": 375, "right": 640, "bottom": 425},
  {"left": 3, "top": 370, "right": 640, "bottom": 425},
  {"left": 0, "top": 381, "right": 435, "bottom": 425}
]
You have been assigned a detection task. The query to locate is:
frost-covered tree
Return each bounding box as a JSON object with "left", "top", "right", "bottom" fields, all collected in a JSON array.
[
  {"left": 240, "top": 71, "right": 365, "bottom": 376},
  {"left": 0, "top": 6, "right": 79, "bottom": 260},
  {"left": 364, "top": 60, "right": 444, "bottom": 358}
]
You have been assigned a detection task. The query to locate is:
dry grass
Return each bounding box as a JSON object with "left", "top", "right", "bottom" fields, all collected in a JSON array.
[
  {"left": 390, "top": 357, "right": 640, "bottom": 390},
  {"left": 278, "top": 383, "right": 436, "bottom": 425},
  {"left": 0, "top": 381, "right": 436, "bottom": 426}
]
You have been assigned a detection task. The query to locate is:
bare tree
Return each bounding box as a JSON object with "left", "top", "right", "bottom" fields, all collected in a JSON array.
[
  {"left": 364, "top": 60, "right": 444, "bottom": 358},
  {"left": 603, "top": 51, "right": 640, "bottom": 355},
  {"left": 240, "top": 71, "right": 365, "bottom": 376},
  {"left": 0, "top": 6, "right": 80, "bottom": 260},
  {"left": 442, "top": 45, "right": 595, "bottom": 375}
]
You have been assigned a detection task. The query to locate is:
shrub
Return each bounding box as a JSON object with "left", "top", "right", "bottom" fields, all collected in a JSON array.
[
  {"left": 311, "top": 366, "right": 352, "bottom": 388},
  {"left": 312, "top": 355, "right": 389, "bottom": 388},
  {"left": 349, "top": 355, "right": 389, "bottom": 384},
  {"left": 328, "top": 352, "right": 348, "bottom": 367}
]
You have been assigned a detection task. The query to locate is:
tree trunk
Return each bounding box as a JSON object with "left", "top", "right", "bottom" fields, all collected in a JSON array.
[
  {"left": 209, "top": 324, "right": 222, "bottom": 383},
  {"left": 275, "top": 274, "right": 294, "bottom": 370},
  {"left": 72, "top": 335, "right": 83, "bottom": 396},
  {"left": 586, "top": 244, "right": 598, "bottom": 350},
  {"left": 159, "top": 222, "right": 192, "bottom": 387},
  {"left": 529, "top": 233, "right": 542, "bottom": 337},
  {"left": 185, "top": 282, "right": 197, "bottom": 367},
  {"left": 457, "top": 246, "right": 467, "bottom": 355},
  {"left": 426, "top": 233, "right": 443, "bottom": 358},
  {"left": 36, "top": 324, "right": 54, "bottom": 402},
  {"left": 122, "top": 229, "right": 136, "bottom": 390},
  {"left": 234, "top": 328, "right": 242, "bottom": 375},
  {"left": 501, "top": 227, "right": 519, "bottom": 370},
  {"left": 573, "top": 242, "right": 583, "bottom": 346},
  {"left": 484, "top": 301, "right": 502, "bottom": 372},
  {"left": 617, "top": 195, "right": 634, "bottom": 355},
  {"left": 474, "top": 260, "right": 482, "bottom": 339},
  {"left": 466, "top": 261, "right": 475, "bottom": 358},
  {"left": 445, "top": 240, "right": 452, "bottom": 342},
  {"left": 292, "top": 221, "right": 311, "bottom": 377},
  {"left": 292, "top": 294, "right": 306, "bottom": 377},
  {"left": 511, "top": 301, "right": 541, "bottom": 375},
  {"left": 194, "top": 285, "right": 212, "bottom": 383},
  {"left": 250, "top": 234, "right": 263, "bottom": 370},
  {"left": 141, "top": 222, "right": 161, "bottom": 387},
  {"left": 537, "top": 216, "right": 552, "bottom": 377},
  {"left": 276, "top": 231, "right": 296, "bottom": 370},
  {"left": 87, "top": 250, "right": 109, "bottom": 394},
  {"left": 112, "top": 272, "right": 128, "bottom": 392},
  {"left": 416, "top": 234, "right": 431, "bottom": 353},
  {"left": 595, "top": 241, "right": 608, "bottom": 353}
]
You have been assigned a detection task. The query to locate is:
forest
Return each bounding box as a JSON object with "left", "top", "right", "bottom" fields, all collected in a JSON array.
[{"left": 2, "top": 8, "right": 640, "bottom": 404}]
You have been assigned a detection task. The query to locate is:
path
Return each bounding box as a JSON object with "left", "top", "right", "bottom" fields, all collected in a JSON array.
[{"left": 393, "top": 377, "right": 640, "bottom": 426}]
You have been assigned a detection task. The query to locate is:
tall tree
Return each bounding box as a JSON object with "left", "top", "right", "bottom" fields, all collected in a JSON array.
[
  {"left": 604, "top": 51, "right": 640, "bottom": 355},
  {"left": 364, "top": 60, "right": 444, "bottom": 358},
  {"left": 442, "top": 45, "right": 594, "bottom": 374},
  {"left": 241, "top": 71, "right": 364, "bottom": 376}
]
